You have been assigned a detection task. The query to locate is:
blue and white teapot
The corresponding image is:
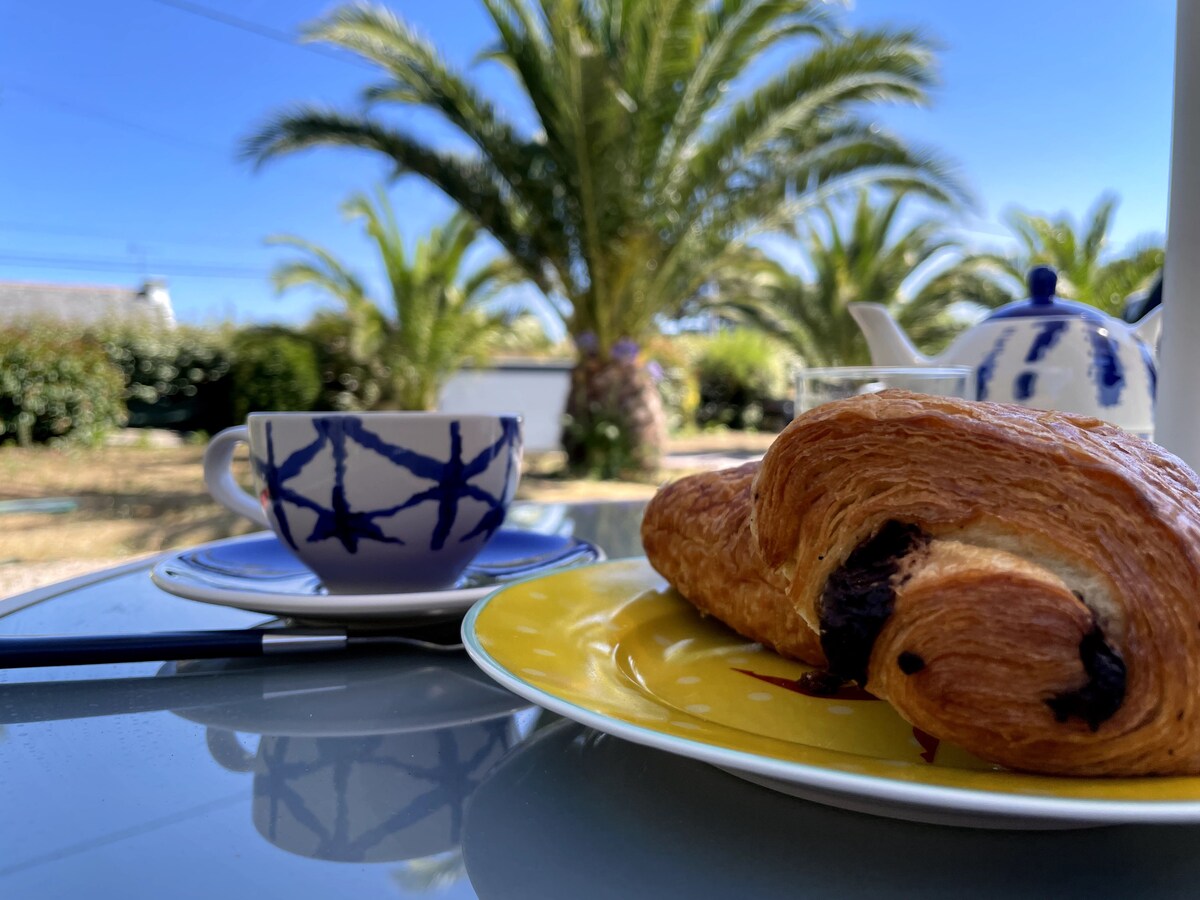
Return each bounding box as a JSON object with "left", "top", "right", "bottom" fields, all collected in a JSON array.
[{"left": 848, "top": 266, "right": 1163, "bottom": 438}]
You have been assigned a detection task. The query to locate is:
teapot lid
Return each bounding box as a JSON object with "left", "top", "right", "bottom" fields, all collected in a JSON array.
[{"left": 985, "top": 266, "right": 1107, "bottom": 323}]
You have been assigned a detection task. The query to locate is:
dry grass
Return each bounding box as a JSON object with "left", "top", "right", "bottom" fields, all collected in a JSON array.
[{"left": 0, "top": 430, "right": 777, "bottom": 597}]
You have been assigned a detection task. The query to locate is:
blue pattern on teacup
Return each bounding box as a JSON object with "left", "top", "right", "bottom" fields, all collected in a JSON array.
[
  {"left": 253, "top": 720, "right": 516, "bottom": 862},
  {"left": 252, "top": 415, "right": 520, "bottom": 555}
]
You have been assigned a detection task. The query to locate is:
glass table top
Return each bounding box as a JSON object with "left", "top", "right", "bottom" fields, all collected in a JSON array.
[{"left": 4, "top": 499, "right": 1200, "bottom": 899}]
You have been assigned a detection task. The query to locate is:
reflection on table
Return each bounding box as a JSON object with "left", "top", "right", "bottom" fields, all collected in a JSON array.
[
  {"left": 176, "top": 654, "right": 533, "bottom": 870},
  {"left": 0, "top": 651, "right": 535, "bottom": 894},
  {"left": 464, "top": 718, "right": 1200, "bottom": 899}
]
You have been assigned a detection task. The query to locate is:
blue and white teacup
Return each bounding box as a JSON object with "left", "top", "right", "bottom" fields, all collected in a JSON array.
[{"left": 204, "top": 412, "right": 523, "bottom": 593}]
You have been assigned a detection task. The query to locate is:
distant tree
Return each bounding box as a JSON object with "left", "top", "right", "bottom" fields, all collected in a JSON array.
[
  {"left": 270, "top": 188, "right": 526, "bottom": 410},
  {"left": 706, "top": 191, "right": 1006, "bottom": 365},
  {"left": 243, "top": 0, "right": 965, "bottom": 475},
  {"left": 977, "top": 193, "right": 1164, "bottom": 316}
]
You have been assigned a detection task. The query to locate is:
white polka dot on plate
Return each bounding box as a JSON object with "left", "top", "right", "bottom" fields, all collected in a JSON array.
[
  {"left": 827, "top": 705, "right": 853, "bottom": 716},
  {"left": 685, "top": 704, "right": 711, "bottom": 714},
  {"left": 676, "top": 675, "right": 701, "bottom": 685},
  {"left": 516, "top": 625, "right": 538, "bottom": 634},
  {"left": 533, "top": 648, "right": 555, "bottom": 657},
  {"left": 521, "top": 668, "right": 547, "bottom": 677},
  {"left": 748, "top": 692, "right": 773, "bottom": 702}
]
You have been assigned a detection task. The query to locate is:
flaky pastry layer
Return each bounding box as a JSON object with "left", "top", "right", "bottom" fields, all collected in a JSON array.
[{"left": 641, "top": 462, "right": 824, "bottom": 665}]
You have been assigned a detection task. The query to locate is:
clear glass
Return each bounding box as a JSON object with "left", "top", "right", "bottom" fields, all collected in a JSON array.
[{"left": 795, "top": 366, "right": 973, "bottom": 416}]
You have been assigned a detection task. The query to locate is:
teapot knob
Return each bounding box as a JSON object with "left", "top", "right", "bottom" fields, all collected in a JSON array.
[{"left": 1029, "top": 266, "right": 1057, "bottom": 305}]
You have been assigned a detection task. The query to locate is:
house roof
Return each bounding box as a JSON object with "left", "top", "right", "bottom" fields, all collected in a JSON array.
[{"left": 0, "top": 279, "right": 175, "bottom": 327}]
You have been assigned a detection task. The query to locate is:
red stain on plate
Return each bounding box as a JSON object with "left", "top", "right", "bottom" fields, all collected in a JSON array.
[
  {"left": 733, "top": 667, "right": 876, "bottom": 701},
  {"left": 733, "top": 666, "right": 941, "bottom": 763}
]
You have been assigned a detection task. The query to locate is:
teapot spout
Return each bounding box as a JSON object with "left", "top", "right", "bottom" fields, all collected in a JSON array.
[
  {"left": 1132, "top": 306, "right": 1163, "bottom": 357},
  {"left": 848, "top": 302, "right": 933, "bottom": 368}
]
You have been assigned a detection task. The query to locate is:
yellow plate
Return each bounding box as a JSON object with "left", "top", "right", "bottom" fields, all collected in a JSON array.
[{"left": 463, "top": 558, "right": 1200, "bottom": 828}]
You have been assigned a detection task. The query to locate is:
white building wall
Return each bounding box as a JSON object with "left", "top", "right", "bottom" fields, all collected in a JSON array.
[{"left": 438, "top": 362, "right": 572, "bottom": 452}]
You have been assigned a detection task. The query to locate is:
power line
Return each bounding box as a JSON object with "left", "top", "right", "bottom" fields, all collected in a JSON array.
[
  {"left": 0, "top": 220, "right": 264, "bottom": 251},
  {"left": 3, "top": 84, "right": 375, "bottom": 193},
  {"left": 144, "top": 0, "right": 374, "bottom": 70},
  {"left": 4, "top": 84, "right": 228, "bottom": 155},
  {"left": 0, "top": 251, "right": 271, "bottom": 280}
]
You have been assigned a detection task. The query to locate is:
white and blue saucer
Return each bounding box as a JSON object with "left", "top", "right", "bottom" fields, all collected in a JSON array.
[{"left": 151, "top": 529, "right": 604, "bottom": 622}]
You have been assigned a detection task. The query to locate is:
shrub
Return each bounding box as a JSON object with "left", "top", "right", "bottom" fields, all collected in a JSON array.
[
  {"left": 0, "top": 325, "right": 125, "bottom": 446},
  {"left": 644, "top": 335, "right": 700, "bottom": 433},
  {"left": 94, "top": 321, "right": 235, "bottom": 434},
  {"left": 694, "top": 329, "right": 792, "bottom": 431},
  {"left": 229, "top": 326, "right": 323, "bottom": 421},
  {"left": 303, "top": 312, "right": 388, "bottom": 411}
]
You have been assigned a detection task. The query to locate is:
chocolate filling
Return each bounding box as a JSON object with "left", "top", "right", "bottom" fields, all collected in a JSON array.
[
  {"left": 819, "top": 521, "right": 929, "bottom": 686},
  {"left": 1045, "top": 626, "right": 1126, "bottom": 731},
  {"left": 820, "top": 523, "right": 1127, "bottom": 729}
]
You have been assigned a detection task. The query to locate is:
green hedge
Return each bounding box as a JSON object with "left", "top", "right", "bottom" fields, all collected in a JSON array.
[
  {"left": 695, "top": 329, "right": 791, "bottom": 431},
  {"left": 303, "top": 312, "right": 389, "bottom": 411},
  {"left": 94, "top": 322, "right": 235, "bottom": 434},
  {"left": 229, "top": 326, "right": 323, "bottom": 421},
  {"left": 0, "top": 316, "right": 364, "bottom": 444},
  {"left": 0, "top": 327, "right": 125, "bottom": 446}
]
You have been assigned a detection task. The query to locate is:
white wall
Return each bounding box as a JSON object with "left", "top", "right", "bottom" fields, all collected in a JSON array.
[{"left": 439, "top": 362, "right": 572, "bottom": 452}]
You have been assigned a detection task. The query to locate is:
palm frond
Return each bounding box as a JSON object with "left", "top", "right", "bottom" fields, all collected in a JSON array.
[
  {"left": 699, "top": 191, "right": 990, "bottom": 365},
  {"left": 307, "top": 5, "right": 530, "bottom": 177},
  {"left": 312, "top": 2, "right": 567, "bottom": 250},
  {"left": 653, "top": 0, "right": 838, "bottom": 186},
  {"left": 665, "top": 28, "right": 937, "bottom": 198},
  {"left": 1082, "top": 193, "right": 1119, "bottom": 265},
  {"left": 478, "top": 0, "right": 561, "bottom": 138},
  {"left": 266, "top": 233, "right": 388, "bottom": 358},
  {"left": 985, "top": 194, "right": 1163, "bottom": 313},
  {"left": 271, "top": 189, "right": 535, "bottom": 410},
  {"left": 243, "top": 105, "right": 556, "bottom": 291}
]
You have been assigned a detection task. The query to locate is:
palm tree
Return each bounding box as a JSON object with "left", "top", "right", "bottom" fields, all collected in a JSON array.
[
  {"left": 978, "top": 193, "right": 1164, "bottom": 316},
  {"left": 244, "top": 0, "right": 965, "bottom": 475},
  {"left": 706, "top": 190, "right": 1008, "bottom": 365},
  {"left": 270, "top": 188, "right": 525, "bottom": 411}
]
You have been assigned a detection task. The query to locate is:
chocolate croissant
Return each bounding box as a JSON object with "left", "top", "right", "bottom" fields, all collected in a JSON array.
[
  {"left": 646, "top": 390, "right": 1200, "bottom": 776},
  {"left": 641, "top": 462, "right": 824, "bottom": 665}
]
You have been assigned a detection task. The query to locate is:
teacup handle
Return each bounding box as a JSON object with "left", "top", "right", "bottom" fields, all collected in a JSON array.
[
  {"left": 206, "top": 727, "right": 257, "bottom": 773},
  {"left": 203, "top": 425, "right": 270, "bottom": 527}
]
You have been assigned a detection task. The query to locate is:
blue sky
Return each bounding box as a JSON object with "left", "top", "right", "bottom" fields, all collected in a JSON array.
[{"left": 0, "top": 0, "right": 1177, "bottom": 326}]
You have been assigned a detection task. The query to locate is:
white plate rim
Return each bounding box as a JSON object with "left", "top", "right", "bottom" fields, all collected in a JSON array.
[
  {"left": 461, "top": 567, "right": 1200, "bottom": 828},
  {"left": 150, "top": 530, "right": 602, "bottom": 619}
]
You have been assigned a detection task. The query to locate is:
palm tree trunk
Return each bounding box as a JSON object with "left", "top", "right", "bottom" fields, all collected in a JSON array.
[{"left": 561, "top": 348, "right": 666, "bottom": 478}]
